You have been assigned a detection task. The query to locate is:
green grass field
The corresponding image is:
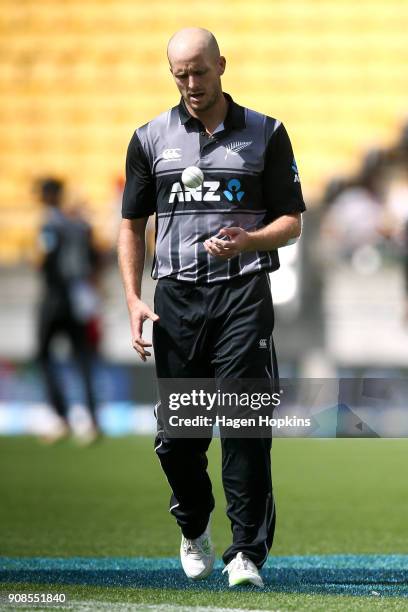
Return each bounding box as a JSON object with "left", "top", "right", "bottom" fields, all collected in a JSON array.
[{"left": 1, "top": 436, "right": 407, "bottom": 610}]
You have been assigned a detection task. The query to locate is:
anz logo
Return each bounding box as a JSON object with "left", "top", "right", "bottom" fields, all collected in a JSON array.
[
  {"left": 169, "top": 181, "right": 220, "bottom": 203},
  {"left": 223, "top": 179, "right": 244, "bottom": 202},
  {"left": 168, "top": 179, "right": 245, "bottom": 204}
]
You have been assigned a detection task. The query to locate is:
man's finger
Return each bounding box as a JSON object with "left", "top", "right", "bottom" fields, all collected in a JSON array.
[
  {"left": 207, "top": 242, "right": 221, "bottom": 254},
  {"left": 220, "top": 226, "right": 241, "bottom": 237},
  {"left": 133, "top": 345, "right": 146, "bottom": 361},
  {"left": 205, "top": 243, "right": 237, "bottom": 259},
  {"left": 133, "top": 342, "right": 151, "bottom": 362},
  {"left": 144, "top": 307, "right": 160, "bottom": 322},
  {"left": 210, "top": 237, "right": 235, "bottom": 249},
  {"left": 213, "top": 243, "right": 236, "bottom": 256},
  {"left": 206, "top": 237, "right": 230, "bottom": 250},
  {"left": 205, "top": 242, "right": 222, "bottom": 255},
  {"left": 134, "top": 337, "right": 152, "bottom": 347},
  {"left": 204, "top": 244, "right": 216, "bottom": 256}
]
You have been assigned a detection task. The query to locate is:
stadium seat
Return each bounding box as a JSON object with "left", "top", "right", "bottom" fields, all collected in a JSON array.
[{"left": 1, "top": 0, "right": 407, "bottom": 263}]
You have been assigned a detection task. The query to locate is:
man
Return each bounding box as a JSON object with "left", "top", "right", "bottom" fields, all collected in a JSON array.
[
  {"left": 37, "top": 178, "right": 101, "bottom": 444},
  {"left": 118, "top": 28, "right": 305, "bottom": 586}
]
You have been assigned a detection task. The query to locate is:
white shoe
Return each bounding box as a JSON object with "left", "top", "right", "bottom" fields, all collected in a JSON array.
[
  {"left": 39, "top": 422, "right": 70, "bottom": 445},
  {"left": 180, "top": 524, "right": 215, "bottom": 580},
  {"left": 74, "top": 426, "right": 102, "bottom": 447},
  {"left": 223, "top": 552, "right": 264, "bottom": 587}
]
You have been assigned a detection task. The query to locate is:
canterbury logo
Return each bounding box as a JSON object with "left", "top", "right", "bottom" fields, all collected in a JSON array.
[
  {"left": 162, "top": 148, "right": 182, "bottom": 161},
  {"left": 224, "top": 141, "right": 252, "bottom": 159}
]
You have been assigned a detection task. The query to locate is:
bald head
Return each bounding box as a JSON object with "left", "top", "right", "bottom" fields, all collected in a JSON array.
[
  {"left": 167, "top": 27, "right": 220, "bottom": 65},
  {"left": 167, "top": 28, "right": 226, "bottom": 117}
]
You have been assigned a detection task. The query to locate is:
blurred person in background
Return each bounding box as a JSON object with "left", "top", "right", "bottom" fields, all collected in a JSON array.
[
  {"left": 389, "top": 130, "right": 408, "bottom": 322},
  {"left": 381, "top": 168, "right": 408, "bottom": 244},
  {"left": 382, "top": 167, "right": 408, "bottom": 322},
  {"left": 36, "top": 177, "right": 102, "bottom": 444},
  {"left": 321, "top": 130, "right": 408, "bottom": 320},
  {"left": 380, "top": 127, "right": 408, "bottom": 322},
  {"left": 321, "top": 155, "right": 385, "bottom": 274}
]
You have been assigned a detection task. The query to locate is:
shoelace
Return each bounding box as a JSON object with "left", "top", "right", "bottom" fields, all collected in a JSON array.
[
  {"left": 183, "top": 536, "right": 210, "bottom": 559},
  {"left": 222, "top": 552, "right": 249, "bottom": 574}
]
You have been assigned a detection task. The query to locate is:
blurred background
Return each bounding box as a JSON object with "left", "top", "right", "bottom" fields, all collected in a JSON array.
[{"left": 1, "top": 0, "right": 408, "bottom": 438}]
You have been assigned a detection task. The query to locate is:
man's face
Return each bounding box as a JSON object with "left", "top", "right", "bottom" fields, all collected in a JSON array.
[{"left": 170, "top": 51, "right": 225, "bottom": 114}]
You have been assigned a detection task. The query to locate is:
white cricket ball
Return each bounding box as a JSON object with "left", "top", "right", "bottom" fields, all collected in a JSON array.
[{"left": 181, "top": 166, "right": 204, "bottom": 189}]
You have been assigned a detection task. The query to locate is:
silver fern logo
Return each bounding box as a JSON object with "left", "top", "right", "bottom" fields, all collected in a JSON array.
[{"left": 224, "top": 140, "right": 252, "bottom": 160}]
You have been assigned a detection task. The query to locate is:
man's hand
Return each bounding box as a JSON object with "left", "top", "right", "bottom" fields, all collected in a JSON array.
[
  {"left": 203, "top": 215, "right": 302, "bottom": 257},
  {"left": 128, "top": 299, "right": 160, "bottom": 362},
  {"left": 203, "top": 227, "right": 250, "bottom": 259}
]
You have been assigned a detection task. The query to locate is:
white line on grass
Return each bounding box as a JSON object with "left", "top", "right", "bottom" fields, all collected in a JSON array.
[{"left": 52, "top": 603, "right": 282, "bottom": 612}]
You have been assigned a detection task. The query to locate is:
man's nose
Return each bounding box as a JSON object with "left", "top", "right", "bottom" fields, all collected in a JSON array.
[{"left": 188, "top": 75, "right": 199, "bottom": 90}]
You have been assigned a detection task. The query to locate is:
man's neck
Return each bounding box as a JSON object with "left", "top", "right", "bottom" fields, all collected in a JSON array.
[{"left": 187, "top": 92, "right": 228, "bottom": 135}]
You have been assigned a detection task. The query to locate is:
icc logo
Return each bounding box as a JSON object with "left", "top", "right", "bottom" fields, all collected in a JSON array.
[{"left": 223, "top": 179, "right": 245, "bottom": 202}]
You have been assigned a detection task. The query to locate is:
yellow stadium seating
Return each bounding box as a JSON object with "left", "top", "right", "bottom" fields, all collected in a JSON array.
[{"left": 0, "top": 0, "right": 407, "bottom": 262}]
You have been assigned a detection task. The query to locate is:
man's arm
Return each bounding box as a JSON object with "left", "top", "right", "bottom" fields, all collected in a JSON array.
[
  {"left": 118, "top": 217, "right": 159, "bottom": 361},
  {"left": 203, "top": 213, "right": 302, "bottom": 258},
  {"left": 246, "top": 213, "right": 302, "bottom": 249},
  {"left": 205, "top": 121, "right": 305, "bottom": 259}
]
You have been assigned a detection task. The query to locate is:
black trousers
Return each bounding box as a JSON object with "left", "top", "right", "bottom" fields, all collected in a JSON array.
[
  {"left": 37, "top": 292, "right": 98, "bottom": 426},
  {"left": 153, "top": 272, "right": 277, "bottom": 568}
]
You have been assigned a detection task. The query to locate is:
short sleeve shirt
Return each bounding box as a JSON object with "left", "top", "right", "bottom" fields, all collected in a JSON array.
[{"left": 122, "top": 93, "right": 306, "bottom": 283}]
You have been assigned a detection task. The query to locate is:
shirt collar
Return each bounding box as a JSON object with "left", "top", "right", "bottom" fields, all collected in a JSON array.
[{"left": 178, "top": 92, "right": 245, "bottom": 130}]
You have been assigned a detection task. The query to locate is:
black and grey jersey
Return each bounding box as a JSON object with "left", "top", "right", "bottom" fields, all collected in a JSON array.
[{"left": 122, "top": 93, "right": 306, "bottom": 283}]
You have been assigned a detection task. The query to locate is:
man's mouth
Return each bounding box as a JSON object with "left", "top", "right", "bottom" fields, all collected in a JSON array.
[{"left": 189, "top": 92, "right": 205, "bottom": 102}]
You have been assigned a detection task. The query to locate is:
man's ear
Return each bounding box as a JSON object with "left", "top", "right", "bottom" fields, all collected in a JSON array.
[{"left": 218, "top": 56, "right": 226, "bottom": 76}]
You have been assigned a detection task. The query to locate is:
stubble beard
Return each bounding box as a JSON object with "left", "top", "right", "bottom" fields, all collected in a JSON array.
[{"left": 185, "top": 87, "right": 222, "bottom": 115}]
